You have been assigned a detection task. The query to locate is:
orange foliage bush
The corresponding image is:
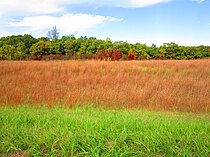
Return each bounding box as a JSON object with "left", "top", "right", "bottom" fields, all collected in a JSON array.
[{"left": 0, "top": 59, "right": 209, "bottom": 112}]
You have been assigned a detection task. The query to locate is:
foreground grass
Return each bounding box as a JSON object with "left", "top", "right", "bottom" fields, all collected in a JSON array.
[{"left": 0, "top": 106, "right": 209, "bottom": 157}]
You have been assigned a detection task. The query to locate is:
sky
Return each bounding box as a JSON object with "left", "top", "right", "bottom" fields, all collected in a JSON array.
[{"left": 0, "top": 0, "right": 209, "bottom": 46}]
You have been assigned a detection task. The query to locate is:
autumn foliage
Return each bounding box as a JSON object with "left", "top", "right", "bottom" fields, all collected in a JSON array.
[{"left": 99, "top": 49, "right": 123, "bottom": 60}]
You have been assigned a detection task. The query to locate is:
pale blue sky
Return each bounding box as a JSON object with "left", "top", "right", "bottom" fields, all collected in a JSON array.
[{"left": 0, "top": 0, "right": 209, "bottom": 46}]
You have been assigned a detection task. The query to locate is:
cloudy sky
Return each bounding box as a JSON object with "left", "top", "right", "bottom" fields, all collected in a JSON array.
[{"left": 0, "top": 0, "right": 209, "bottom": 46}]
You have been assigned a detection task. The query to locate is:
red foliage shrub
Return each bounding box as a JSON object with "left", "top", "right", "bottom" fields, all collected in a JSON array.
[
  {"left": 128, "top": 53, "right": 136, "bottom": 60},
  {"left": 99, "top": 49, "right": 123, "bottom": 61},
  {"left": 111, "top": 51, "right": 123, "bottom": 60}
]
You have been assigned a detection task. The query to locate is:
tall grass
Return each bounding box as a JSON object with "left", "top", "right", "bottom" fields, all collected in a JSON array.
[
  {"left": 0, "top": 59, "right": 209, "bottom": 112},
  {"left": 0, "top": 106, "right": 209, "bottom": 156}
]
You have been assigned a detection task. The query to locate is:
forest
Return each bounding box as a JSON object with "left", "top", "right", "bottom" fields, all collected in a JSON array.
[{"left": 0, "top": 32, "right": 210, "bottom": 61}]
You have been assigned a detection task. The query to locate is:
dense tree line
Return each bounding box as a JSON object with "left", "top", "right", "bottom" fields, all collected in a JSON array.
[{"left": 0, "top": 34, "right": 209, "bottom": 60}]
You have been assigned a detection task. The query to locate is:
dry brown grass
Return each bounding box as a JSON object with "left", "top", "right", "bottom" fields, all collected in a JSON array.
[{"left": 0, "top": 59, "right": 209, "bottom": 112}]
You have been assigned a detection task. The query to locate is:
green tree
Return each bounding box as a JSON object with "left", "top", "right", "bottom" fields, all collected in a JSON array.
[
  {"left": 64, "top": 36, "right": 76, "bottom": 56},
  {"left": 22, "top": 34, "right": 38, "bottom": 54},
  {"left": 0, "top": 34, "right": 37, "bottom": 55},
  {"left": 86, "top": 37, "right": 98, "bottom": 54},
  {"left": 14, "top": 42, "right": 27, "bottom": 59},
  {"left": 30, "top": 40, "right": 50, "bottom": 57},
  {"left": 0, "top": 44, "right": 16, "bottom": 60},
  {"left": 77, "top": 36, "right": 88, "bottom": 55},
  {"left": 49, "top": 40, "right": 65, "bottom": 55},
  {"left": 132, "top": 43, "right": 150, "bottom": 60},
  {"left": 113, "top": 41, "right": 130, "bottom": 55},
  {"left": 159, "top": 42, "right": 179, "bottom": 59},
  {"left": 149, "top": 44, "right": 159, "bottom": 59},
  {"left": 197, "top": 45, "right": 210, "bottom": 58}
]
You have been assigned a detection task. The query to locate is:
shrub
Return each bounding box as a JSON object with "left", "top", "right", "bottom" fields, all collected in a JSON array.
[
  {"left": 99, "top": 49, "right": 123, "bottom": 61},
  {"left": 128, "top": 49, "right": 136, "bottom": 60},
  {"left": 30, "top": 41, "right": 50, "bottom": 57}
]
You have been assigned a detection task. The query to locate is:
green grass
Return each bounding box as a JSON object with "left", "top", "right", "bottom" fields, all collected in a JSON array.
[{"left": 0, "top": 105, "right": 209, "bottom": 157}]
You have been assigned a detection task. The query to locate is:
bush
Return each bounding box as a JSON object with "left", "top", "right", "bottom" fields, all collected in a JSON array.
[
  {"left": 99, "top": 49, "right": 123, "bottom": 61},
  {"left": 30, "top": 41, "right": 50, "bottom": 57}
]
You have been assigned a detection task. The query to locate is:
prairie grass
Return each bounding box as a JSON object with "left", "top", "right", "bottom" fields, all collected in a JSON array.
[
  {"left": 0, "top": 59, "right": 209, "bottom": 112},
  {"left": 0, "top": 106, "right": 209, "bottom": 156}
]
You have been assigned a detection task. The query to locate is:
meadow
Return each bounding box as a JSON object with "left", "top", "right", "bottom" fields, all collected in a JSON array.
[
  {"left": 0, "top": 59, "right": 209, "bottom": 112},
  {"left": 0, "top": 59, "right": 209, "bottom": 156}
]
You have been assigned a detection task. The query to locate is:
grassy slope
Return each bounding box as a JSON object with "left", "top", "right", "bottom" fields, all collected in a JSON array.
[{"left": 0, "top": 106, "right": 209, "bottom": 157}]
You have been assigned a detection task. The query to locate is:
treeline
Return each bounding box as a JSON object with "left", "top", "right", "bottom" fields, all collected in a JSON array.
[{"left": 0, "top": 34, "right": 209, "bottom": 60}]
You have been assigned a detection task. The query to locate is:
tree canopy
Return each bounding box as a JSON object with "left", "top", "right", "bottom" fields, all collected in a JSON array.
[{"left": 0, "top": 34, "right": 209, "bottom": 60}]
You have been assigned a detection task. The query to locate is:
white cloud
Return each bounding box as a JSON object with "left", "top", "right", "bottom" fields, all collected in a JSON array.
[
  {"left": 8, "top": 14, "right": 121, "bottom": 37},
  {"left": 129, "top": 0, "right": 171, "bottom": 7},
  {"left": 89, "top": 0, "right": 172, "bottom": 8},
  {"left": 0, "top": 0, "right": 172, "bottom": 38},
  {"left": 79, "top": 0, "right": 172, "bottom": 8},
  {"left": 0, "top": 0, "right": 173, "bottom": 17},
  {"left": 191, "top": 0, "right": 206, "bottom": 3},
  {"left": 0, "top": 0, "right": 58, "bottom": 16}
]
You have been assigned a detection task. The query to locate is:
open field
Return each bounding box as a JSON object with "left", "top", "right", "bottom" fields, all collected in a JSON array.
[
  {"left": 0, "top": 59, "right": 209, "bottom": 112},
  {"left": 0, "top": 106, "right": 209, "bottom": 156},
  {"left": 0, "top": 60, "right": 210, "bottom": 156}
]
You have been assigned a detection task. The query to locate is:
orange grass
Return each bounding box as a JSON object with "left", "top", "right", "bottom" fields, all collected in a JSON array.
[{"left": 0, "top": 60, "right": 209, "bottom": 112}]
